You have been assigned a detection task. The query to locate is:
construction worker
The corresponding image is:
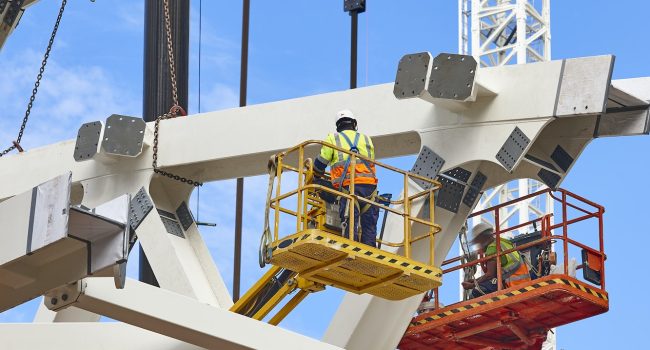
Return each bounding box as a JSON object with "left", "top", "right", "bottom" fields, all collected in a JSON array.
[
  {"left": 314, "top": 109, "right": 379, "bottom": 247},
  {"left": 462, "top": 222, "right": 531, "bottom": 298}
]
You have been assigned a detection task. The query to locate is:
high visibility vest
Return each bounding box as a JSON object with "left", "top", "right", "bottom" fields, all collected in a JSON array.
[
  {"left": 505, "top": 261, "right": 531, "bottom": 288},
  {"left": 485, "top": 238, "right": 531, "bottom": 288},
  {"left": 316, "top": 130, "right": 378, "bottom": 189}
]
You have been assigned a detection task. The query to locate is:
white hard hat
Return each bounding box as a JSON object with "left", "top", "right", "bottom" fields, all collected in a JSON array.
[
  {"left": 335, "top": 109, "right": 356, "bottom": 124},
  {"left": 470, "top": 222, "right": 494, "bottom": 244}
]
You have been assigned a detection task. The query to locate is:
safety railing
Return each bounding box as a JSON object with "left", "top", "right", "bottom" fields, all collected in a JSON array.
[
  {"left": 264, "top": 140, "right": 443, "bottom": 265},
  {"left": 428, "top": 187, "right": 606, "bottom": 308}
]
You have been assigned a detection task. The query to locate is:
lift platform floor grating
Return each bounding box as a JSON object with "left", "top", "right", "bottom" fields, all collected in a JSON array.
[
  {"left": 399, "top": 275, "right": 609, "bottom": 350},
  {"left": 269, "top": 230, "right": 442, "bottom": 300}
]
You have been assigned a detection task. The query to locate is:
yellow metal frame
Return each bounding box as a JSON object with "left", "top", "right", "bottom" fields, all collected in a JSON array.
[
  {"left": 230, "top": 265, "right": 325, "bottom": 326},
  {"left": 269, "top": 140, "right": 442, "bottom": 263},
  {"left": 269, "top": 229, "right": 443, "bottom": 300},
  {"left": 233, "top": 141, "right": 444, "bottom": 325},
  {"left": 260, "top": 140, "right": 443, "bottom": 301}
]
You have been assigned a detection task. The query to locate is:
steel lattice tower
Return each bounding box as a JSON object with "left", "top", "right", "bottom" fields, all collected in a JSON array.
[
  {"left": 460, "top": 0, "right": 551, "bottom": 66},
  {"left": 459, "top": 0, "right": 554, "bottom": 243},
  {"left": 459, "top": 1, "right": 555, "bottom": 348}
]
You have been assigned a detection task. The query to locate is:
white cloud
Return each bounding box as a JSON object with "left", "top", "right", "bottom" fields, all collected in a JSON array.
[
  {"left": 197, "top": 83, "right": 239, "bottom": 112},
  {"left": 188, "top": 5, "right": 239, "bottom": 74},
  {"left": 116, "top": 2, "right": 145, "bottom": 31},
  {"left": 0, "top": 49, "right": 140, "bottom": 151}
]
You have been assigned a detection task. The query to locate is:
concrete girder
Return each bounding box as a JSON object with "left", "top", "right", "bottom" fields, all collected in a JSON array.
[{"left": 0, "top": 55, "right": 647, "bottom": 349}]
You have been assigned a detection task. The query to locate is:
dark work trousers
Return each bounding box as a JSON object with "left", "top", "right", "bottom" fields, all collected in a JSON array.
[
  {"left": 469, "top": 278, "right": 500, "bottom": 299},
  {"left": 338, "top": 184, "right": 379, "bottom": 247}
]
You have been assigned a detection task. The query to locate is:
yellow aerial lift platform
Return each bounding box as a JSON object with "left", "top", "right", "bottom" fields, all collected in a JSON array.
[{"left": 232, "top": 140, "right": 444, "bottom": 324}]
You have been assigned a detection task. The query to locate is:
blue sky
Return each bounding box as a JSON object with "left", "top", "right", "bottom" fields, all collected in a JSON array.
[{"left": 1, "top": 1, "right": 649, "bottom": 349}]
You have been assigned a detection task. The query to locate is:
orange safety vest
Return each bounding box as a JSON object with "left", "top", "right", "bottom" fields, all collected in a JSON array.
[
  {"left": 505, "top": 261, "right": 531, "bottom": 288},
  {"left": 319, "top": 131, "right": 378, "bottom": 189},
  {"left": 483, "top": 238, "right": 531, "bottom": 288}
]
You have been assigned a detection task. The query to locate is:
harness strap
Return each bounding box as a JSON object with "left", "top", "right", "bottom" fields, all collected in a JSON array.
[
  {"left": 355, "top": 189, "right": 378, "bottom": 215},
  {"left": 337, "top": 132, "right": 358, "bottom": 189},
  {"left": 339, "top": 188, "right": 378, "bottom": 215},
  {"left": 339, "top": 131, "right": 361, "bottom": 153},
  {"left": 336, "top": 132, "right": 376, "bottom": 189}
]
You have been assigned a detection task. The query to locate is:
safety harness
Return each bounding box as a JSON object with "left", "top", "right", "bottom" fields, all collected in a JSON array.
[
  {"left": 473, "top": 240, "right": 528, "bottom": 295},
  {"left": 336, "top": 132, "right": 378, "bottom": 216}
]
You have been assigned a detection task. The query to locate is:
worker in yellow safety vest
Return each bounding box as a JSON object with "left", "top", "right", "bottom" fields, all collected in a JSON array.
[
  {"left": 314, "top": 109, "right": 379, "bottom": 247},
  {"left": 462, "top": 222, "right": 531, "bottom": 298}
]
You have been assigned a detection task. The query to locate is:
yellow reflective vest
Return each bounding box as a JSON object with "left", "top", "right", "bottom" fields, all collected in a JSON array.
[{"left": 316, "top": 130, "right": 377, "bottom": 189}]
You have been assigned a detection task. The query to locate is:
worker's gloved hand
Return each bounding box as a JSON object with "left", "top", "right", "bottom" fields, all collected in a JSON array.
[
  {"left": 313, "top": 167, "right": 325, "bottom": 179},
  {"left": 313, "top": 155, "right": 328, "bottom": 179},
  {"left": 461, "top": 281, "right": 475, "bottom": 290}
]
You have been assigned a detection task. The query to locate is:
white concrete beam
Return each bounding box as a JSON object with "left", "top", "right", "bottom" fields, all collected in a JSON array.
[
  {"left": 46, "top": 278, "right": 341, "bottom": 350},
  {"left": 0, "top": 56, "right": 641, "bottom": 203},
  {"left": 0, "top": 322, "right": 202, "bottom": 350},
  {"left": 323, "top": 55, "right": 638, "bottom": 350}
]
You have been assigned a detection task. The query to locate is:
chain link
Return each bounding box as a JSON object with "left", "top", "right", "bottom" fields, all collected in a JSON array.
[
  {"left": 163, "top": 0, "right": 179, "bottom": 108},
  {"left": 0, "top": 145, "right": 17, "bottom": 157},
  {"left": 152, "top": 110, "right": 202, "bottom": 187},
  {"left": 0, "top": 0, "right": 67, "bottom": 158},
  {"left": 151, "top": 0, "right": 202, "bottom": 187}
]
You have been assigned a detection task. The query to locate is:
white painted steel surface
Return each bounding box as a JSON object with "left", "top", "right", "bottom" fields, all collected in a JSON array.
[
  {"left": 0, "top": 56, "right": 647, "bottom": 349},
  {"left": 50, "top": 277, "right": 342, "bottom": 350},
  {"left": 0, "top": 173, "right": 130, "bottom": 314},
  {"left": 0, "top": 322, "right": 204, "bottom": 350},
  {"left": 324, "top": 57, "right": 647, "bottom": 349}
]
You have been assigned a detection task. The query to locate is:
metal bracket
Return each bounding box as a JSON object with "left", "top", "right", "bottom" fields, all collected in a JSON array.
[
  {"left": 410, "top": 146, "right": 445, "bottom": 190},
  {"left": 524, "top": 154, "right": 559, "bottom": 173},
  {"left": 101, "top": 114, "right": 146, "bottom": 157},
  {"left": 462, "top": 171, "right": 487, "bottom": 208},
  {"left": 394, "top": 52, "right": 431, "bottom": 100},
  {"left": 550, "top": 145, "right": 574, "bottom": 172},
  {"left": 129, "top": 187, "right": 153, "bottom": 232},
  {"left": 158, "top": 209, "right": 185, "bottom": 238},
  {"left": 496, "top": 127, "right": 531, "bottom": 172},
  {"left": 44, "top": 280, "right": 85, "bottom": 312},
  {"left": 394, "top": 52, "right": 480, "bottom": 111},
  {"left": 176, "top": 202, "right": 195, "bottom": 231},
  {"left": 537, "top": 168, "right": 561, "bottom": 189},
  {"left": 428, "top": 53, "right": 476, "bottom": 101},
  {"left": 436, "top": 167, "right": 472, "bottom": 213},
  {"left": 73, "top": 121, "right": 102, "bottom": 162}
]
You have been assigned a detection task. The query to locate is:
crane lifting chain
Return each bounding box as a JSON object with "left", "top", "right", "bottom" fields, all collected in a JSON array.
[
  {"left": 151, "top": 0, "right": 202, "bottom": 186},
  {"left": 0, "top": 0, "right": 68, "bottom": 158}
]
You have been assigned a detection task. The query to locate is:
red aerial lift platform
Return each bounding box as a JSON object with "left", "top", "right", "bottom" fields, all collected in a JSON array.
[{"left": 399, "top": 188, "right": 608, "bottom": 350}]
